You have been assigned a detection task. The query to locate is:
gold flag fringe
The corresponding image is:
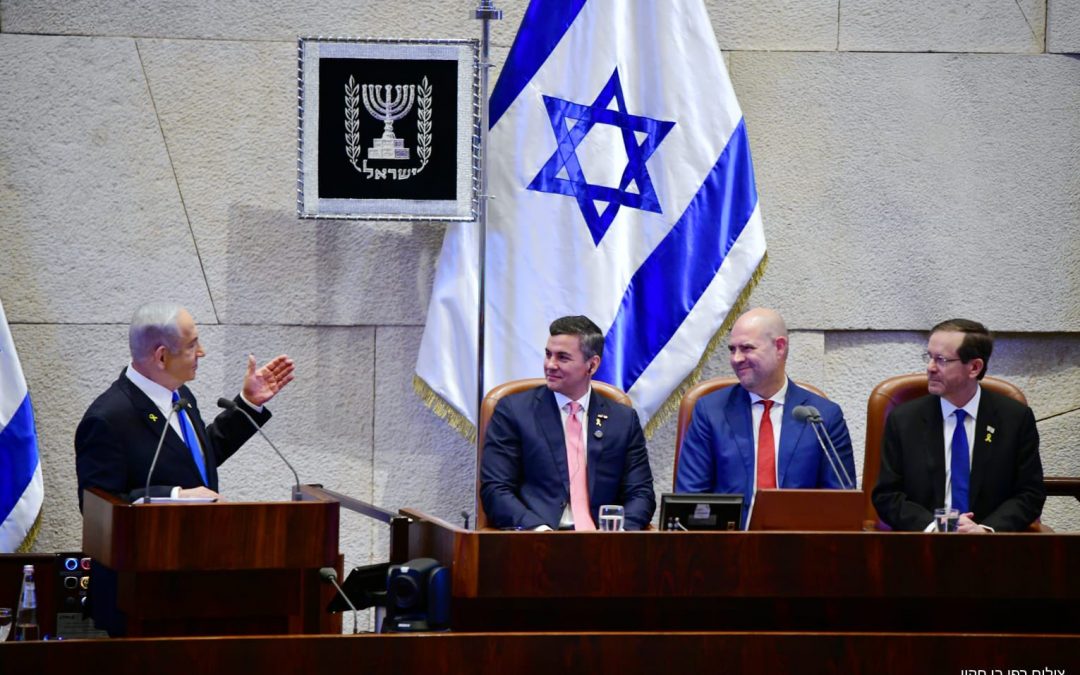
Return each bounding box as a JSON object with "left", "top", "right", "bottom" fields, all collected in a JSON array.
[
  {"left": 15, "top": 507, "right": 43, "bottom": 553},
  {"left": 642, "top": 253, "right": 769, "bottom": 439},
  {"left": 413, "top": 374, "right": 478, "bottom": 444}
]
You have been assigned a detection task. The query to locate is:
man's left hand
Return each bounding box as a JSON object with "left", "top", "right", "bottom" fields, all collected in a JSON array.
[
  {"left": 957, "top": 512, "right": 988, "bottom": 534},
  {"left": 242, "top": 354, "right": 295, "bottom": 406}
]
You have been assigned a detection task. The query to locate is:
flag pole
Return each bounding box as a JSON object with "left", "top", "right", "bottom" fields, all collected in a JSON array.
[{"left": 474, "top": 0, "right": 502, "bottom": 521}]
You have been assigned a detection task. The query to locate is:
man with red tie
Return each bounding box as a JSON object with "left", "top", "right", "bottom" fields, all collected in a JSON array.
[
  {"left": 675, "top": 308, "right": 855, "bottom": 529},
  {"left": 480, "top": 315, "right": 655, "bottom": 530}
]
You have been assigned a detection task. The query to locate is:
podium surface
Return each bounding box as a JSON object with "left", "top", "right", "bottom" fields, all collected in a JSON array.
[{"left": 81, "top": 487, "right": 340, "bottom": 636}]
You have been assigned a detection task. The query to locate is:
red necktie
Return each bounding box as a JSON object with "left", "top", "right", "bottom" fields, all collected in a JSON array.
[
  {"left": 756, "top": 400, "right": 777, "bottom": 489},
  {"left": 565, "top": 402, "right": 595, "bottom": 531}
]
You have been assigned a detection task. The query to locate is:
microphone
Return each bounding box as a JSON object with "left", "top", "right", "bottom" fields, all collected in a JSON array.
[
  {"left": 143, "top": 397, "right": 190, "bottom": 504},
  {"left": 217, "top": 397, "right": 302, "bottom": 501},
  {"left": 320, "top": 567, "right": 358, "bottom": 634},
  {"left": 460, "top": 511, "right": 470, "bottom": 530},
  {"left": 792, "top": 405, "right": 854, "bottom": 489}
]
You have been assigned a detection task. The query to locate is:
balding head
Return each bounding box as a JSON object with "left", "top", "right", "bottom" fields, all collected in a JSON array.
[{"left": 728, "top": 308, "right": 789, "bottom": 398}]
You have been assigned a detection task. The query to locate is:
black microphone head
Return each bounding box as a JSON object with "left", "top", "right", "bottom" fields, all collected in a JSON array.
[
  {"left": 792, "top": 405, "right": 814, "bottom": 422},
  {"left": 217, "top": 397, "right": 237, "bottom": 410},
  {"left": 319, "top": 567, "right": 338, "bottom": 582},
  {"left": 173, "top": 397, "right": 191, "bottom": 411}
]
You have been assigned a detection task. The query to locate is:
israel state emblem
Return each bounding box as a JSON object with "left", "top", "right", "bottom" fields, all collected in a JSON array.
[{"left": 344, "top": 75, "right": 433, "bottom": 181}]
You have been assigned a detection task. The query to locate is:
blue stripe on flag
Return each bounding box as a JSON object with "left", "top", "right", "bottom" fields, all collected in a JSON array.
[
  {"left": 0, "top": 396, "right": 39, "bottom": 520},
  {"left": 597, "top": 119, "right": 758, "bottom": 391},
  {"left": 489, "top": 0, "right": 587, "bottom": 129}
]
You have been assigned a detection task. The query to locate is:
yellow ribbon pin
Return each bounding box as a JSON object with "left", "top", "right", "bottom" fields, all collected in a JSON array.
[{"left": 149, "top": 413, "right": 158, "bottom": 422}]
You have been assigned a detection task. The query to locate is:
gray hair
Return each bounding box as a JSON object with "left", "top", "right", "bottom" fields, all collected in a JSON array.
[{"left": 128, "top": 302, "right": 185, "bottom": 361}]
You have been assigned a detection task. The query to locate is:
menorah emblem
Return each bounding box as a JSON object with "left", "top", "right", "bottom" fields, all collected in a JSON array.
[{"left": 362, "top": 84, "right": 416, "bottom": 160}]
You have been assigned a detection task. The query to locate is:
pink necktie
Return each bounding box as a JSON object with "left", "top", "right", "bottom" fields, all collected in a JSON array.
[{"left": 565, "top": 402, "right": 595, "bottom": 531}]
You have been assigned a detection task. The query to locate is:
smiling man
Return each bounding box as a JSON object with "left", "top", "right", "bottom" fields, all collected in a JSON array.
[
  {"left": 675, "top": 308, "right": 855, "bottom": 529},
  {"left": 873, "top": 319, "right": 1045, "bottom": 532},
  {"left": 480, "top": 315, "right": 655, "bottom": 530},
  {"left": 75, "top": 302, "right": 295, "bottom": 508}
]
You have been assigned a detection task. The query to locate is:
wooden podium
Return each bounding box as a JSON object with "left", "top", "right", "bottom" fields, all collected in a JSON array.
[
  {"left": 81, "top": 486, "right": 341, "bottom": 636},
  {"left": 394, "top": 508, "right": 1080, "bottom": 634}
]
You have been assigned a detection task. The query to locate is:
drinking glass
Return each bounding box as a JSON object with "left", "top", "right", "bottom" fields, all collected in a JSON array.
[
  {"left": 0, "top": 608, "right": 12, "bottom": 642},
  {"left": 598, "top": 505, "right": 625, "bottom": 532},
  {"left": 934, "top": 507, "right": 959, "bottom": 532}
]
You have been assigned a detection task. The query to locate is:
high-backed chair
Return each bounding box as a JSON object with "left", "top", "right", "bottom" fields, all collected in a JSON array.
[
  {"left": 672, "top": 376, "right": 830, "bottom": 489},
  {"left": 475, "top": 378, "right": 633, "bottom": 529},
  {"left": 862, "top": 373, "right": 1027, "bottom": 530}
]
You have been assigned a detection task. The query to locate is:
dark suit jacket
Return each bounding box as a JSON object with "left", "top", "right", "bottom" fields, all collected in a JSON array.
[
  {"left": 675, "top": 380, "right": 855, "bottom": 529},
  {"left": 872, "top": 389, "right": 1045, "bottom": 532},
  {"left": 75, "top": 370, "right": 272, "bottom": 509},
  {"left": 479, "top": 385, "right": 656, "bottom": 530}
]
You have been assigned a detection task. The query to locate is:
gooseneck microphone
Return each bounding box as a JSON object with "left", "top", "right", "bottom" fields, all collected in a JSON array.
[
  {"left": 792, "top": 405, "right": 854, "bottom": 489},
  {"left": 217, "top": 397, "right": 302, "bottom": 500},
  {"left": 320, "top": 567, "right": 359, "bottom": 634},
  {"left": 143, "top": 397, "right": 190, "bottom": 504}
]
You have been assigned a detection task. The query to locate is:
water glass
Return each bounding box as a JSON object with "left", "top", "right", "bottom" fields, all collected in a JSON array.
[
  {"left": 598, "top": 504, "right": 625, "bottom": 532},
  {"left": 935, "top": 507, "right": 959, "bottom": 532},
  {"left": 0, "top": 608, "right": 11, "bottom": 642}
]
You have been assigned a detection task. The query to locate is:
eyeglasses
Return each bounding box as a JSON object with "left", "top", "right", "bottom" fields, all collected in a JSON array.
[{"left": 922, "top": 352, "right": 964, "bottom": 368}]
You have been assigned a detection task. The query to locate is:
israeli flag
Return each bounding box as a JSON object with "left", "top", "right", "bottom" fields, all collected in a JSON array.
[
  {"left": 0, "top": 298, "right": 43, "bottom": 552},
  {"left": 416, "top": 0, "right": 764, "bottom": 432}
]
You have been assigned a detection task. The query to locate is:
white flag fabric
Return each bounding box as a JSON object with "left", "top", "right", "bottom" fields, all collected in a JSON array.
[
  {"left": 416, "top": 0, "right": 765, "bottom": 434},
  {"left": 0, "top": 298, "right": 43, "bottom": 552}
]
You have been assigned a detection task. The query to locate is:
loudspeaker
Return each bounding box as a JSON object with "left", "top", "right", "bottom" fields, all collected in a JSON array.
[{"left": 383, "top": 557, "right": 450, "bottom": 631}]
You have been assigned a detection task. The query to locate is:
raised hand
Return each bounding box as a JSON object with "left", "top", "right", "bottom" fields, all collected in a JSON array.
[{"left": 242, "top": 354, "right": 295, "bottom": 406}]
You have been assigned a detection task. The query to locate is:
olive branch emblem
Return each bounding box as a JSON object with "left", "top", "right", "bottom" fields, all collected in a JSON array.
[{"left": 344, "top": 75, "right": 432, "bottom": 180}]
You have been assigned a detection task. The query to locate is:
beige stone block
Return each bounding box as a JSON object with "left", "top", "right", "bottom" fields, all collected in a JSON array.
[
  {"left": 0, "top": 34, "right": 213, "bottom": 323},
  {"left": 705, "top": 0, "right": 838, "bottom": 51},
  {"left": 732, "top": 51, "right": 1080, "bottom": 332},
  {"left": 840, "top": 0, "right": 1045, "bottom": 53},
  {"left": 1048, "top": 0, "right": 1080, "bottom": 53}
]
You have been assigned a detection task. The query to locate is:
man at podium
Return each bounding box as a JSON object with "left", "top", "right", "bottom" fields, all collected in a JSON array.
[
  {"left": 480, "top": 315, "right": 655, "bottom": 531},
  {"left": 75, "top": 302, "right": 295, "bottom": 508},
  {"left": 675, "top": 308, "right": 855, "bottom": 529}
]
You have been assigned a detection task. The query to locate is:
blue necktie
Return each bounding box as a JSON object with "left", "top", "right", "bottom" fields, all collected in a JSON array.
[
  {"left": 951, "top": 409, "right": 970, "bottom": 513},
  {"left": 173, "top": 391, "right": 209, "bottom": 485}
]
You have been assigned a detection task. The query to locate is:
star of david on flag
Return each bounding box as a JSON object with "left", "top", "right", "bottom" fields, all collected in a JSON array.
[
  {"left": 416, "top": 0, "right": 765, "bottom": 437},
  {"left": 528, "top": 68, "right": 675, "bottom": 245}
]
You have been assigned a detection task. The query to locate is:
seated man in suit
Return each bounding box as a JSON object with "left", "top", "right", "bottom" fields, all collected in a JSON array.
[
  {"left": 75, "top": 302, "right": 295, "bottom": 508},
  {"left": 480, "top": 315, "right": 655, "bottom": 530},
  {"left": 675, "top": 308, "right": 855, "bottom": 529},
  {"left": 873, "top": 319, "right": 1045, "bottom": 532}
]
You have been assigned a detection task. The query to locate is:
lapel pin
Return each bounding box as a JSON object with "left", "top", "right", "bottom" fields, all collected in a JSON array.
[
  {"left": 594, "top": 429, "right": 604, "bottom": 439},
  {"left": 984, "top": 432, "right": 993, "bottom": 444},
  {"left": 148, "top": 413, "right": 159, "bottom": 423},
  {"left": 595, "top": 413, "right": 608, "bottom": 427},
  {"left": 986, "top": 425, "right": 995, "bottom": 434}
]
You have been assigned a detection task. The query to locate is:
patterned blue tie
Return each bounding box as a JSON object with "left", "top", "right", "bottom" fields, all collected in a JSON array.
[
  {"left": 951, "top": 409, "right": 970, "bottom": 513},
  {"left": 173, "top": 391, "right": 208, "bottom": 485}
]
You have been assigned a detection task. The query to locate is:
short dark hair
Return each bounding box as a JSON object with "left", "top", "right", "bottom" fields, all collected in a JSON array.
[
  {"left": 549, "top": 315, "right": 604, "bottom": 361},
  {"left": 931, "top": 318, "right": 993, "bottom": 380}
]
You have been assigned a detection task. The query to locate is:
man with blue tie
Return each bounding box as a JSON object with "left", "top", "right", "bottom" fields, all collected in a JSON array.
[
  {"left": 675, "top": 308, "right": 855, "bottom": 529},
  {"left": 75, "top": 302, "right": 295, "bottom": 508},
  {"left": 873, "top": 319, "right": 1045, "bottom": 532}
]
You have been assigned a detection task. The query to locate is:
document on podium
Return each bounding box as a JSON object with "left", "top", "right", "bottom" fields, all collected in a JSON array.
[{"left": 132, "top": 496, "right": 217, "bottom": 504}]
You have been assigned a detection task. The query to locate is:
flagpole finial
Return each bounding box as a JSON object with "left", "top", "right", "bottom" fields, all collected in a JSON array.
[{"left": 474, "top": 0, "right": 503, "bottom": 21}]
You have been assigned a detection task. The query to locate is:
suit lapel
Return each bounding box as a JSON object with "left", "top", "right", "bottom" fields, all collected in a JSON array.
[
  {"left": 724, "top": 386, "right": 757, "bottom": 483},
  {"left": 969, "top": 389, "right": 998, "bottom": 510},
  {"left": 585, "top": 391, "right": 606, "bottom": 499},
  {"left": 777, "top": 380, "right": 809, "bottom": 486},
  {"left": 118, "top": 375, "right": 189, "bottom": 457},
  {"left": 535, "top": 388, "right": 570, "bottom": 492},
  {"left": 922, "top": 396, "right": 947, "bottom": 508}
]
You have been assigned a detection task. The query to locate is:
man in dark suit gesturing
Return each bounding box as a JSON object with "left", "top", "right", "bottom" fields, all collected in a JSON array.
[
  {"left": 873, "top": 319, "right": 1045, "bottom": 532},
  {"left": 75, "top": 302, "right": 295, "bottom": 508},
  {"left": 480, "top": 315, "right": 655, "bottom": 530},
  {"left": 675, "top": 308, "right": 855, "bottom": 529}
]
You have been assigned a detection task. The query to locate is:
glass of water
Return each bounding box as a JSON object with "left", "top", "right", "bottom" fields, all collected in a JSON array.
[
  {"left": 598, "top": 504, "right": 625, "bottom": 532},
  {"left": 934, "top": 507, "right": 959, "bottom": 532},
  {"left": 0, "top": 608, "right": 12, "bottom": 642}
]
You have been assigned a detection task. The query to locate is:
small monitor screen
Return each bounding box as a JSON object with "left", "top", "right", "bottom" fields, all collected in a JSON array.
[{"left": 659, "top": 493, "right": 743, "bottom": 531}]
